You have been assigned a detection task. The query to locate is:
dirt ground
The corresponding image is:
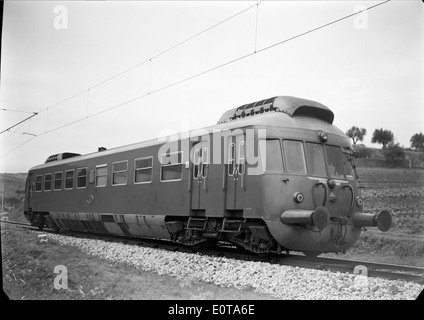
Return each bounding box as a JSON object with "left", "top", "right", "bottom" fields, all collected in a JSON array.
[{"left": 1, "top": 223, "right": 276, "bottom": 301}]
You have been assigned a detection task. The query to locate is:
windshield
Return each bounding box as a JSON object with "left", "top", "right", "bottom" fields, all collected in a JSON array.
[
  {"left": 283, "top": 140, "right": 307, "bottom": 174},
  {"left": 305, "top": 142, "right": 327, "bottom": 177},
  {"left": 325, "top": 145, "right": 345, "bottom": 179},
  {"left": 342, "top": 147, "right": 356, "bottom": 179},
  {"left": 259, "top": 139, "right": 357, "bottom": 179}
]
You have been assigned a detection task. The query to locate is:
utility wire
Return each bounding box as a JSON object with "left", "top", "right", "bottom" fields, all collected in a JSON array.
[
  {"left": 0, "top": 113, "right": 38, "bottom": 135},
  {"left": 39, "top": 0, "right": 392, "bottom": 132},
  {"left": 1, "top": 108, "right": 38, "bottom": 114},
  {"left": 36, "top": 1, "right": 263, "bottom": 115},
  {"left": 1, "top": 0, "right": 391, "bottom": 158},
  {"left": 0, "top": 2, "right": 262, "bottom": 138}
]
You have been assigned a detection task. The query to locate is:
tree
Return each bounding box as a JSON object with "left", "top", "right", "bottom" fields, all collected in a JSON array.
[
  {"left": 384, "top": 142, "right": 405, "bottom": 160},
  {"left": 346, "top": 126, "right": 367, "bottom": 145},
  {"left": 410, "top": 132, "right": 424, "bottom": 152},
  {"left": 371, "top": 128, "right": 394, "bottom": 149}
]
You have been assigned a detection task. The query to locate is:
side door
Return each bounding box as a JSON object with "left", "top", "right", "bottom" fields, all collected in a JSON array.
[
  {"left": 225, "top": 134, "right": 247, "bottom": 212},
  {"left": 190, "top": 141, "right": 209, "bottom": 212},
  {"left": 25, "top": 172, "right": 34, "bottom": 211}
]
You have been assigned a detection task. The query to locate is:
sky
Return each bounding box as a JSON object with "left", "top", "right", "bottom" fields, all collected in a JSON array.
[{"left": 0, "top": 0, "right": 423, "bottom": 173}]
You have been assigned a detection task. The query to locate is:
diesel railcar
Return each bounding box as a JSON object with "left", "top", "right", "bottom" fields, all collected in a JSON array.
[{"left": 24, "top": 96, "right": 391, "bottom": 256}]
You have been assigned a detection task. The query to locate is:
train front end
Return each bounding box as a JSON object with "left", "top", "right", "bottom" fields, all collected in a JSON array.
[
  {"left": 232, "top": 96, "right": 392, "bottom": 256},
  {"left": 263, "top": 128, "right": 391, "bottom": 255}
]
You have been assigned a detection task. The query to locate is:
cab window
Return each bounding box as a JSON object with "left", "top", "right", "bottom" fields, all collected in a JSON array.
[
  {"left": 258, "top": 140, "right": 284, "bottom": 173},
  {"left": 283, "top": 140, "right": 306, "bottom": 174},
  {"left": 342, "top": 147, "right": 355, "bottom": 179},
  {"left": 325, "top": 145, "right": 345, "bottom": 179},
  {"left": 305, "top": 142, "right": 327, "bottom": 177}
]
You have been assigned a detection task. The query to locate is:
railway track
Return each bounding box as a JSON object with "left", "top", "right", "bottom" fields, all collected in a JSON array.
[{"left": 2, "top": 219, "right": 424, "bottom": 283}]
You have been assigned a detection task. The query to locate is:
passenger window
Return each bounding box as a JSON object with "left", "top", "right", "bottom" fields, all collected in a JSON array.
[
  {"left": 161, "top": 151, "right": 183, "bottom": 181},
  {"left": 112, "top": 161, "right": 128, "bottom": 185},
  {"left": 54, "top": 172, "right": 63, "bottom": 190},
  {"left": 96, "top": 165, "right": 108, "bottom": 187},
  {"left": 65, "top": 170, "right": 74, "bottom": 189},
  {"left": 325, "top": 145, "right": 345, "bottom": 178},
  {"left": 135, "top": 157, "right": 153, "bottom": 183},
  {"left": 44, "top": 173, "right": 52, "bottom": 191},
  {"left": 305, "top": 143, "right": 327, "bottom": 177},
  {"left": 77, "top": 168, "right": 87, "bottom": 188},
  {"left": 283, "top": 140, "right": 307, "bottom": 174},
  {"left": 35, "top": 175, "right": 43, "bottom": 192}
]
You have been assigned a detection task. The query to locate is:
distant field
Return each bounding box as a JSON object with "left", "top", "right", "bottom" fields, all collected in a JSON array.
[
  {"left": 0, "top": 173, "right": 27, "bottom": 197},
  {"left": 356, "top": 167, "right": 424, "bottom": 189},
  {"left": 355, "top": 168, "right": 424, "bottom": 232},
  {"left": 334, "top": 167, "right": 424, "bottom": 266},
  {"left": 0, "top": 173, "right": 27, "bottom": 222}
]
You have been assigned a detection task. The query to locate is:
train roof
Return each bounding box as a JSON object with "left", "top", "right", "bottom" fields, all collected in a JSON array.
[
  {"left": 30, "top": 96, "right": 342, "bottom": 171},
  {"left": 217, "top": 96, "right": 334, "bottom": 124}
]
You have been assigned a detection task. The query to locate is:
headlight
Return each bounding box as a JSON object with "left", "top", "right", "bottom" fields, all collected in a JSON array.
[
  {"left": 319, "top": 131, "right": 328, "bottom": 142},
  {"left": 294, "top": 192, "right": 304, "bottom": 203},
  {"left": 356, "top": 197, "right": 363, "bottom": 206},
  {"left": 327, "top": 179, "right": 336, "bottom": 189}
]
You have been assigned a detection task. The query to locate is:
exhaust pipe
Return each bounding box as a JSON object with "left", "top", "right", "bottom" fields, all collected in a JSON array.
[
  {"left": 281, "top": 206, "right": 330, "bottom": 231},
  {"left": 352, "top": 210, "right": 391, "bottom": 232}
]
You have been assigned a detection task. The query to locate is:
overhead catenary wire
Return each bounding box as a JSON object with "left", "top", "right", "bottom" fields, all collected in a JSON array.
[
  {"left": 39, "top": 0, "right": 392, "bottom": 133},
  {"left": 36, "top": 1, "right": 264, "bottom": 115},
  {"left": 0, "top": 0, "right": 391, "bottom": 158},
  {"left": 0, "top": 113, "right": 38, "bottom": 135},
  {"left": 0, "top": 2, "right": 262, "bottom": 138},
  {"left": 1, "top": 108, "right": 38, "bottom": 114}
]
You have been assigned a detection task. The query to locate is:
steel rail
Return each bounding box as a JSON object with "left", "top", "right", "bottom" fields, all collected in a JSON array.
[{"left": 2, "top": 219, "right": 423, "bottom": 283}]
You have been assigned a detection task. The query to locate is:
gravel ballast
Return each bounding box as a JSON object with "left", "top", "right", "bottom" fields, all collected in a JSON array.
[{"left": 47, "top": 233, "right": 423, "bottom": 300}]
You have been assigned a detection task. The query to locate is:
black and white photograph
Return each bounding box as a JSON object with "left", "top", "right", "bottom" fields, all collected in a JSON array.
[{"left": 0, "top": 0, "right": 423, "bottom": 306}]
